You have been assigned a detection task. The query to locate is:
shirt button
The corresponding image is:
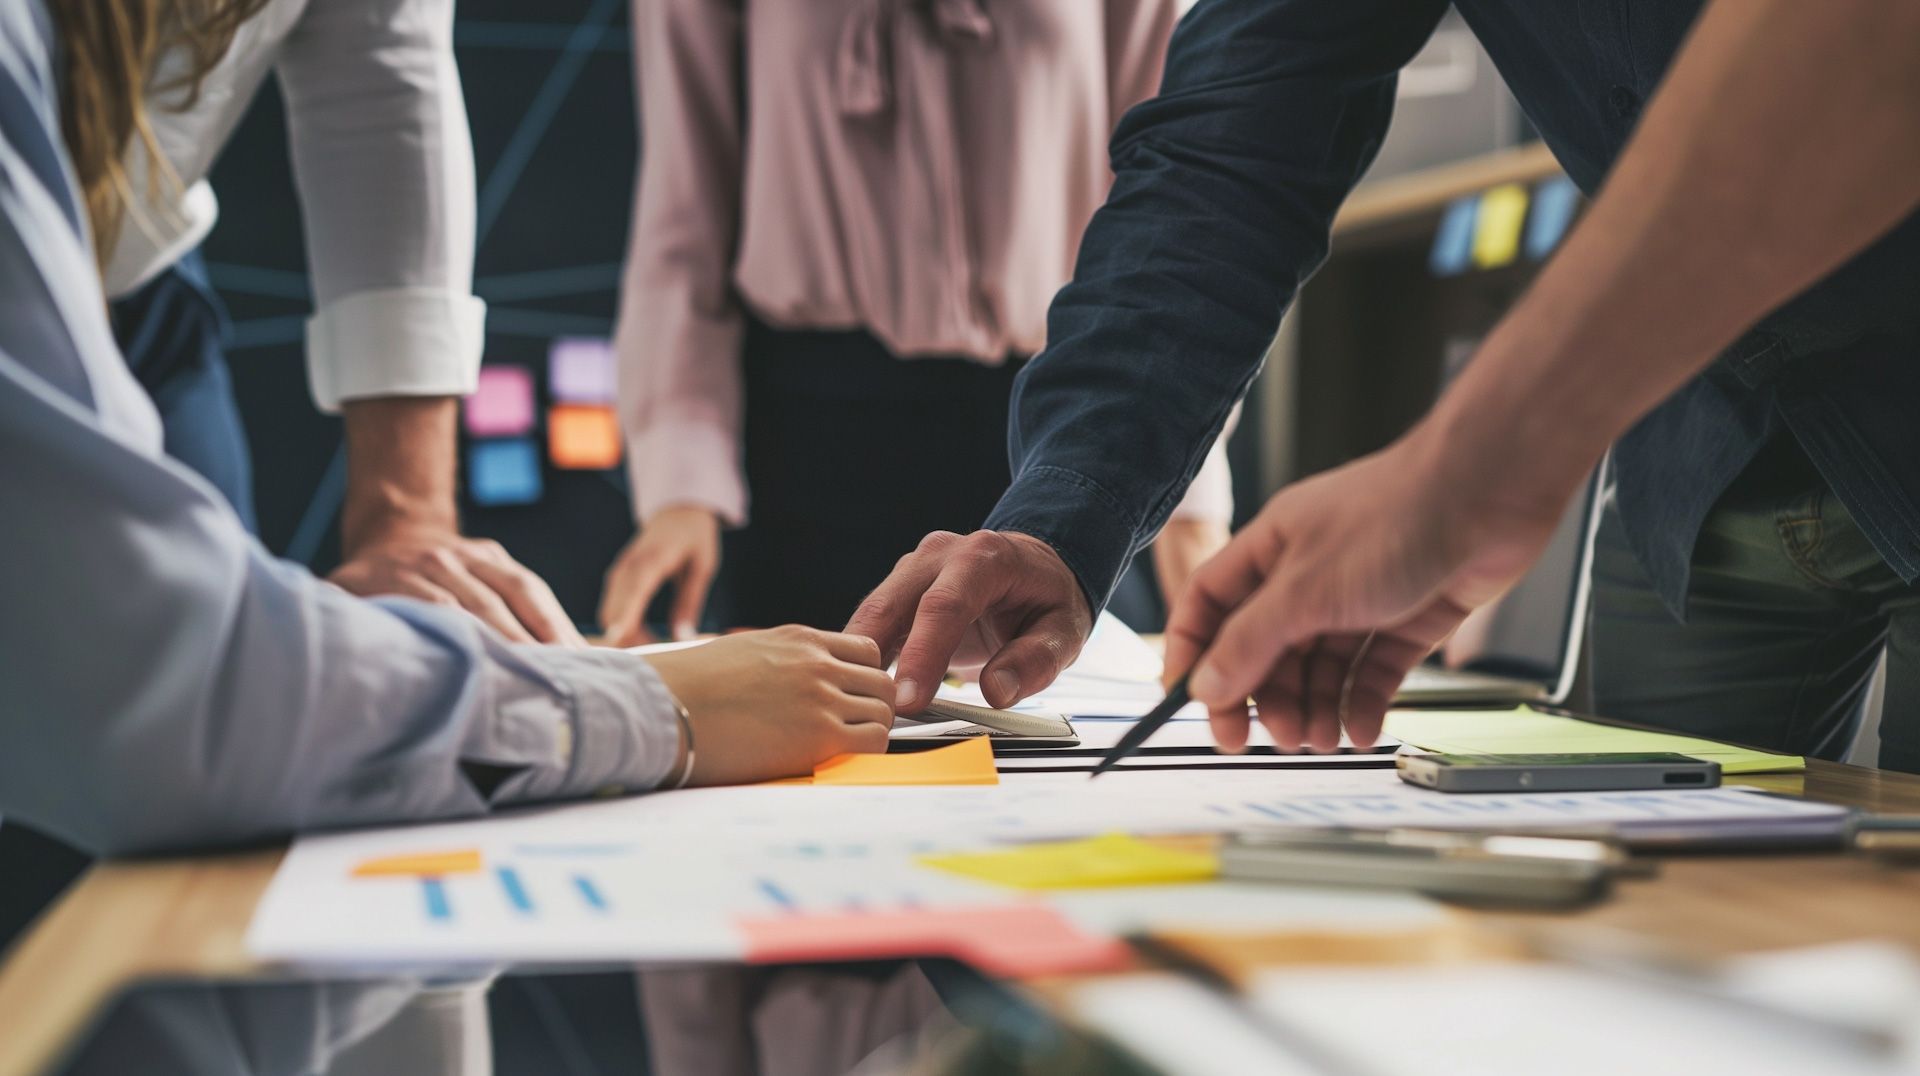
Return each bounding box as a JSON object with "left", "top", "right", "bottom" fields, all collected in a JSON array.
[{"left": 1608, "top": 85, "right": 1641, "bottom": 120}]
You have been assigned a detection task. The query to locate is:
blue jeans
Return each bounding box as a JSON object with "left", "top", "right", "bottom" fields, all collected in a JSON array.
[{"left": 109, "top": 251, "right": 257, "bottom": 533}]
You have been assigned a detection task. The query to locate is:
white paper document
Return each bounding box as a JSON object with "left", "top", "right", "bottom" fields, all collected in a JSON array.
[{"left": 250, "top": 764, "right": 1845, "bottom": 969}]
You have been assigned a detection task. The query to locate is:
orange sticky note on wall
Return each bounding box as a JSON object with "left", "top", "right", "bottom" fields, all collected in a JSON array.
[
  {"left": 548, "top": 404, "right": 622, "bottom": 470},
  {"left": 811, "top": 737, "right": 999, "bottom": 786},
  {"left": 352, "top": 849, "right": 483, "bottom": 878}
]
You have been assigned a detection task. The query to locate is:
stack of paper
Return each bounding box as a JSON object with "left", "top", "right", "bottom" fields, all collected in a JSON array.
[{"left": 1387, "top": 706, "right": 1805, "bottom": 774}]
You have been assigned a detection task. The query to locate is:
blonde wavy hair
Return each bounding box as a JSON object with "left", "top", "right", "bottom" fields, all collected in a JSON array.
[{"left": 49, "top": 0, "right": 270, "bottom": 268}]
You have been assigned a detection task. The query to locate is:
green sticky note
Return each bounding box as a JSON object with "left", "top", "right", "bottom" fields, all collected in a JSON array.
[
  {"left": 919, "top": 834, "right": 1218, "bottom": 890},
  {"left": 1385, "top": 706, "right": 1804, "bottom": 775}
]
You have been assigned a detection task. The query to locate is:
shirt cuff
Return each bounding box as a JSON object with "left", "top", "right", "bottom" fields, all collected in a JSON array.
[
  {"left": 306, "top": 287, "right": 486, "bottom": 413},
  {"left": 984, "top": 465, "right": 1143, "bottom": 615},
  {"left": 627, "top": 417, "right": 748, "bottom": 527},
  {"left": 467, "top": 644, "right": 684, "bottom": 803},
  {"left": 1169, "top": 437, "right": 1234, "bottom": 524}
]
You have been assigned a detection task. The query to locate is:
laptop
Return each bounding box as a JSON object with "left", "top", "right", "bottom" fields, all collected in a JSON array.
[{"left": 1392, "top": 466, "right": 1604, "bottom": 708}]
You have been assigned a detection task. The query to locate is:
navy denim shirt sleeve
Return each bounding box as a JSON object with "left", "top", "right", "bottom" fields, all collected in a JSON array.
[{"left": 984, "top": 0, "right": 1450, "bottom": 611}]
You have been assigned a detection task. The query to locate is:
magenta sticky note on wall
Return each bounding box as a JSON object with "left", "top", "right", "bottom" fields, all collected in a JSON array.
[
  {"left": 548, "top": 337, "right": 617, "bottom": 404},
  {"left": 466, "top": 365, "right": 535, "bottom": 437}
]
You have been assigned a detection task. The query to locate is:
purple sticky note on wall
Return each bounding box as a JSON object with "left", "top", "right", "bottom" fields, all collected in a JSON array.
[
  {"left": 548, "top": 337, "right": 617, "bottom": 404},
  {"left": 466, "top": 365, "right": 535, "bottom": 437}
]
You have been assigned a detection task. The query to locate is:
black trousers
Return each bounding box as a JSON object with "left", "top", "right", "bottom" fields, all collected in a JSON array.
[{"left": 717, "top": 320, "right": 1021, "bottom": 630}]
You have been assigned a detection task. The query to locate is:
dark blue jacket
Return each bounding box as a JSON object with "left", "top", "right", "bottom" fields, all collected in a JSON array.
[{"left": 983, "top": 0, "right": 1920, "bottom": 619}]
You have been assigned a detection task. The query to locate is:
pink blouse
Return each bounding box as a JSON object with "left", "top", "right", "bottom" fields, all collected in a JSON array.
[{"left": 616, "top": 0, "right": 1231, "bottom": 527}]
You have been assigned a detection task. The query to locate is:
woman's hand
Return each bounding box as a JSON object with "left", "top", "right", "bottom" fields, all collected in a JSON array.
[
  {"left": 1151, "top": 518, "right": 1232, "bottom": 613},
  {"left": 646, "top": 626, "right": 896, "bottom": 786},
  {"left": 600, "top": 506, "right": 722, "bottom": 646}
]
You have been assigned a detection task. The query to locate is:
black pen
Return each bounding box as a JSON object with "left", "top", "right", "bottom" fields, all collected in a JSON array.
[{"left": 1088, "top": 675, "right": 1190, "bottom": 779}]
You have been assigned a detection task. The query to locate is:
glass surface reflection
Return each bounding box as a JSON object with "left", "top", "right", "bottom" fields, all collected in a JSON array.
[{"left": 51, "top": 962, "right": 1152, "bottom": 1076}]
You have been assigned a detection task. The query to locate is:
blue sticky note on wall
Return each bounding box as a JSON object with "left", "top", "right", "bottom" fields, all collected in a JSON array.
[
  {"left": 1429, "top": 196, "right": 1479, "bottom": 277},
  {"left": 468, "top": 438, "right": 543, "bottom": 507},
  {"left": 1525, "top": 175, "right": 1581, "bottom": 260}
]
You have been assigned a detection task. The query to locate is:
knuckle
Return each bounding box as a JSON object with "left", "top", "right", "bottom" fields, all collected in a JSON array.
[
  {"left": 917, "top": 586, "right": 969, "bottom": 621},
  {"left": 916, "top": 530, "right": 962, "bottom": 555}
]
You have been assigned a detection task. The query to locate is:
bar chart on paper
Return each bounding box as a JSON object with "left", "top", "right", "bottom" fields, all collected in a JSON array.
[{"left": 249, "top": 827, "right": 1022, "bottom": 967}]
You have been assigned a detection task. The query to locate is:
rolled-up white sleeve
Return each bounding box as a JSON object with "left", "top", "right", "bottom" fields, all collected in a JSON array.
[
  {"left": 0, "top": 22, "right": 683, "bottom": 856},
  {"left": 276, "top": 0, "right": 484, "bottom": 412}
]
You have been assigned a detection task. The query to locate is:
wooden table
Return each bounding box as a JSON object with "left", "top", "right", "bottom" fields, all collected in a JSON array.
[{"left": 3, "top": 760, "right": 1916, "bottom": 1076}]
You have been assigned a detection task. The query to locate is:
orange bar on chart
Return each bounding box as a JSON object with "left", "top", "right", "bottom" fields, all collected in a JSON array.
[
  {"left": 548, "top": 405, "right": 623, "bottom": 470},
  {"left": 351, "top": 849, "right": 484, "bottom": 878}
]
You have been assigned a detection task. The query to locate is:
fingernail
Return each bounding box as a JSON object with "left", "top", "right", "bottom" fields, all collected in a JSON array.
[
  {"left": 894, "top": 680, "right": 919, "bottom": 712},
  {"left": 1190, "top": 664, "right": 1225, "bottom": 704},
  {"left": 985, "top": 669, "right": 1019, "bottom": 706},
  {"left": 672, "top": 622, "right": 694, "bottom": 642}
]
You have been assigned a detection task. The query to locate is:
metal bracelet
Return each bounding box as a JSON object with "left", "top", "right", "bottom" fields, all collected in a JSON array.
[{"left": 663, "top": 697, "right": 697, "bottom": 791}]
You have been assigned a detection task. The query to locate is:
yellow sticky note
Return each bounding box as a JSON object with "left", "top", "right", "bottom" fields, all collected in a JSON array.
[
  {"left": 921, "top": 833, "right": 1218, "bottom": 890},
  {"left": 352, "top": 849, "right": 483, "bottom": 878},
  {"left": 812, "top": 737, "right": 1000, "bottom": 786},
  {"left": 1385, "top": 705, "right": 1804, "bottom": 774},
  {"left": 1471, "top": 183, "right": 1529, "bottom": 269}
]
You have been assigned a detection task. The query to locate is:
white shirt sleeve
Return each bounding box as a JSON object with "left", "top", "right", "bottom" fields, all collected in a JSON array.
[
  {"left": 275, "top": 0, "right": 485, "bottom": 412},
  {"left": 0, "top": 10, "right": 678, "bottom": 857}
]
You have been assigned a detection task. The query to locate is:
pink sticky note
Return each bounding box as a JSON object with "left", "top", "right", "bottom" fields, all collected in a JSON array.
[
  {"left": 737, "top": 905, "right": 1131, "bottom": 978},
  {"left": 466, "top": 365, "right": 535, "bottom": 437},
  {"left": 548, "top": 337, "right": 618, "bottom": 404}
]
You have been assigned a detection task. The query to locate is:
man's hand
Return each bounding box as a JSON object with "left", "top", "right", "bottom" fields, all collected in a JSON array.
[
  {"left": 847, "top": 530, "right": 1093, "bottom": 713},
  {"left": 600, "top": 506, "right": 721, "bottom": 647},
  {"left": 647, "top": 626, "right": 895, "bottom": 786},
  {"left": 1151, "top": 518, "right": 1232, "bottom": 613},
  {"left": 1163, "top": 421, "right": 1565, "bottom": 754},
  {"left": 332, "top": 525, "right": 585, "bottom": 645}
]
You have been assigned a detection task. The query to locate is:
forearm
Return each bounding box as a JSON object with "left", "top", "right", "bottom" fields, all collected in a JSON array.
[
  {"left": 1431, "top": 0, "right": 1920, "bottom": 511},
  {"left": 988, "top": 0, "right": 1449, "bottom": 611},
  {"left": 1, "top": 376, "right": 679, "bottom": 856},
  {"left": 340, "top": 395, "right": 460, "bottom": 554}
]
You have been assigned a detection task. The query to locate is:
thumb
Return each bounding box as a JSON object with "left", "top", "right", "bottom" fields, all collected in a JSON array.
[
  {"left": 1163, "top": 529, "right": 1276, "bottom": 688},
  {"left": 1188, "top": 567, "right": 1325, "bottom": 709},
  {"left": 976, "top": 608, "right": 1086, "bottom": 708}
]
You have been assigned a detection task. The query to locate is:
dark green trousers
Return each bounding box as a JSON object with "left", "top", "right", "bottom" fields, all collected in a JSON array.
[{"left": 1590, "top": 434, "right": 1920, "bottom": 774}]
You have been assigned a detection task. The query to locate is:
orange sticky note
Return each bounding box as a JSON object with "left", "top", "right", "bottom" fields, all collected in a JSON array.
[
  {"left": 548, "top": 404, "right": 622, "bottom": 470},
  {"left": 737, "top": 905, "right": 1130, "bottom": 978},
  {"left": 811, "top": 737, "right": 999, "bottom": 786},
  {"left": 352, "top": 849, "right": 483, "bottom": 878}
]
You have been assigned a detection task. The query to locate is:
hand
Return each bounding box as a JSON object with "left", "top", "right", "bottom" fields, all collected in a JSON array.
[
  {"left": 1151, "top": 518, "right": 1232, "bottom": 612},
  {"left": 600, "top": 506, "right": 721, "bottom": 647},
  {"left": 1163, "top": 422, "right": 1569, "bottom": 753},
  {"left": 847, "top": 530, "right": 1093, "bottom": 714},
  {"left": 331, "top": 526, "right": 585, "bottom": 645},
  {"left": 646, "top": 626, "right": 896, "bottom": 786}
]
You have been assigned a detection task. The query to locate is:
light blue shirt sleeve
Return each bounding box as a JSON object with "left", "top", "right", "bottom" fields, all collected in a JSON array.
[{"left": 0, "top": 2, "right": 680, "bottom": 857}]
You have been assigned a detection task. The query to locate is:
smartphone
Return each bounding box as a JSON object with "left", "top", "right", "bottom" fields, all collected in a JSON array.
[
  {"left": 1397, "top": 751, "right": 1721, "bottom": 793},
  {"left": 1219, "top": 829, "right": 1616, "bottom": 907}
]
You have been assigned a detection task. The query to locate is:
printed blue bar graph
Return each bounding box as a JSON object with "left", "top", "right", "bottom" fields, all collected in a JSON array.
[
  {"left": 574, "top": 874, "right": 609, "bottom": 912},
  {"left": 757, "top": 878, "right": 797, "bottom": 910},
  {"left": 422, "top": 878, "right": 452, "bottom": 922},
  {"left": 497, "top": 867, "right": 534, "bottom": 914}
]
